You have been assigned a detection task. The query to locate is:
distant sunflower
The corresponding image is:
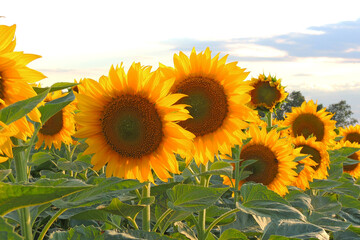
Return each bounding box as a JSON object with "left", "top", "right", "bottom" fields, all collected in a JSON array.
[
  {"left": 160, "top": 48, "right": 258, "bottom": 165},
  {"left": 74, "top": 63, "right": 194, "bottom": 182},
  {"left": 0, "top": 24, "right": 46, "bottom": 140},
  {"left": 283, "top": 100, "right": 336, "bottom": 145},
  {"left": 339, "top": 125, "right": 360, "bottom": 144},
  {"left": 248, "top": 73, "right": 288, "bottom": 111},
  {"left": 333, "top": 141, "right": 360, "bottom": 179},
  {"left": 293, "top": 135, "right": 329, "bottom": 180},
  {"left": 291, "top": 136, "right": 319, "bottom": 190},
  {"left": 223, "top": 125, "right": 298, "bottom": 196},
  {"left": 35, "top": 91, "right": 76, "bottom": 149}
]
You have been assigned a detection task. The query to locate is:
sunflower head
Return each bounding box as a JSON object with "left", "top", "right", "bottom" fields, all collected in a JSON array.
[
  {"left": 291, "top": 136, "right": 319, "bottom": 190},
  {"left": 333, "top": 140, "right": 360, "bottom": 179},
  {"left": 35, "top": 91, "right": 76, "bottom": 150},
  {"left": 222, "top": 125, "right": 298, "bottom": 196},
  {"left": 0, "top": 24, "right": 46, "bottom": 141},
  {"left": 160, "top": 48, "right": 258, "bottom": 166},
  {"left": 339, "top": 125, "right": 360, "bottom": 145},
  {"left": 74, "top": 63, "right": 195, "bottom": 182},
  {"left": 292, "top": 135, "right": 330, "bottom": 180},
  {"left": 283, "top": 100, "right": 336, "bottom": 145},
  {"left": 248, "top": 73, "right": 288, "bottom": 112},
  {"left": 0, "top": 121, "right": 18, "bottom": 163}
]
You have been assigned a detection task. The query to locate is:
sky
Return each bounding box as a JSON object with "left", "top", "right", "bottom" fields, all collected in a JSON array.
[{"left": 2, "top": 0, "right": 360, "bottom": 121}]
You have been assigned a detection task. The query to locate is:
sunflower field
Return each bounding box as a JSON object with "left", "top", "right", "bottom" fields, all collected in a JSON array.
[{"left": 1, "top": 24, "right": 360, "bottom": 240}]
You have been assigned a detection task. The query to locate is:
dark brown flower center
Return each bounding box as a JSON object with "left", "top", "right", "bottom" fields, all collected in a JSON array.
[
  {"left": 240, "top": 144, "right": 278, "bottom": 185},
  {"left": 172, "top": 76, "right": 228, "bottom": 137},
  {"left": 39, "top": 110, "right": 64, "bottom": 136},
  {"left": 297, "top": 144, "right": 322, "bottom": 171},
  {"left": 101, "top": 94, "right": 163, "bottom": 159},
  {"left": 345, "top": 132, "right": 360, "bottom": 144},
  {"left": 343, "top": 152, "right": 360, "bottom": 172},
  {"left": 250, "top": 81, "right": 281, "bottom": 109},
  {"left": 292, "top": 114, "right": 325, "bottom": 141}
]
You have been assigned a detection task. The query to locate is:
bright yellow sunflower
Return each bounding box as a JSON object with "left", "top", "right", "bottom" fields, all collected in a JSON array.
[
  {"left": 222, "top": 125, "right": 298, "bottom": 196},
  {"left": 283, "top": 100, "right": 336, "bottom": 145},
  {"left": 248, "top": 73, "right": 288, "bottom": 112},
  {"left": 35, "top": 90, "right": 76, "bottom": 150},
  {"left": 0, "top": 121, "right": 19, "bottom": 163},
  {"left": 293, "top": 135, "right": 329, "bottom": 180},
  {"left": 291, "top": 136, "right": 319, "bottom": 190},
  {"left": 0, "top": 24, "right": 46, "bottom": 140},
  {"left": 339, "top": 125, "right": 360, "bottom": 145},
  {"left": 333, "top": 140, "right": 360, "bottom": 179},
  {"left": 74, "top": 63, "right": 195, "bottom": 182},
  {"left": 160, "top": 48, "right": 258, "bottom": 166}
]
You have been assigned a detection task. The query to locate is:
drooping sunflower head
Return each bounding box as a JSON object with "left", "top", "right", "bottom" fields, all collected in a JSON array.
[
  {"left": 292, "top": 135, "right": 330, "bottom": 180},
  {"left": 333, "top": 140, "right": 360, "bottom": 179},
  {"left": 283, "top": 100, "right": 336, "bottom": 145},
  {"left": 339, "top": 125, "right": 360, "bottom": 145},
  {"left": 0, "top": 24, "right": 46, "bottom": 140},
  {"left": 291, "top": 136, "right": 319, "bottom": 190},
  {"left": 222, "top": 125, "right": 298, "bottom": 196},
  {"left": 248, "top": 73, "right": 288, "bottom": 112},
  {"left": 35, "top": 91, "right": 76, "bottom": 150},
  {"left": 160, "top": 47, "right": 258, "bottom": 166},
  {"left": 74, "top": 63, "right": 195, "bottom": 182}
]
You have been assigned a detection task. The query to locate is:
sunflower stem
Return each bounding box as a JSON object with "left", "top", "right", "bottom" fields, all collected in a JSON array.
[
  {"left": 233, "top": 145, "right": 241, "bottom": 205},
  {"left": 198, "top": 163, "right": 208, "bottom": 240},
  {"left": 142, "top": 182, "right": 151, "bottom": 232},
  {"left": 265, "top": 111, "right": 272, "bottom": 127},
  {"left": 38, "top": 208, "right": 67, "bottom": 240},
  {"left": 12, "top": 138, "right": 32, "bottom": 240},
  {"left": 153, "top": 208, "right": 173, "bottom": 232}
]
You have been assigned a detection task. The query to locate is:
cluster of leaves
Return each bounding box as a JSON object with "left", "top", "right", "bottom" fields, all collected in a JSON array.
[{"left": 0, "top": 84, "right": 360, "bottom": 240}]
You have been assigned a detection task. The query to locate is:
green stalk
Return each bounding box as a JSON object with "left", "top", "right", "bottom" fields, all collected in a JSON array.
[
  {"left": 204, "top": 208, "right": 240, "bottom": 239},
  {"left": 13, "top": 138, "right": 32, "bottom": 240},
  {"left": 142, "top": 182, "right": 151, "bottom": 232},
  {"left": 37, "top": 208, "right": 68, "bottom": 240},
  {"left": 265, "top": 111, "right": 272, "bottom": 127},
  {"left": 153, "top": 208, "right": 173, "bottom": 232},
  {"left": 198, "top": 163, "right": 208, "bottom": 240},
  {"left": 232, "top": 145, "right": 241, "bottom": 205}
]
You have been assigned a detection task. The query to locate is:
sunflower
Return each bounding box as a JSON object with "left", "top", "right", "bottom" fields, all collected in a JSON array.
[
  {"left": 293, "top": 135, "right": 329, "bottom": 180},
  {"left": 160, "top": 48, "right": 258, "bottom": 166},
  {"left": 248, "top": 73, "right": 288, "bottom": 112},
  {"left": 0, "top": 24, "right": 46, "bottom": 140},
  {"left": 283, "top": 100, "right": 336, "bottom": 145},
  {"left": 35, "top": 90, "right": 76, "bottom": 149},
  {"left": 339, "top": 125, "right": 360, "bottom": 145},
  {"left": 222, "top": 125, "right": 298, "bottom": 196},
  {"left": 0, "top": 121, "right": 19, "bottom": 163},
  {"left": 333, "top": 141, "right": 360, "bottom": 179},
  {"left": 291, "top": 136, "right": 319, "bottom": 190},
  {"left": 74, "top": 63, "right": 194, "bottom": 182}
]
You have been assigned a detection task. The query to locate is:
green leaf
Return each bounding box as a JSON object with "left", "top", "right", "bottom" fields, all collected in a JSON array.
[
  {"left": 49, "top": 225, "right": 103, "bottom": 240},
  {"left": 174, "top": 221, "right": 197, "bottom": 240},
  {"left": 333, "top": 230, "right": 360, "bottom": 240},
  {"left": 53, "top": 177, "right": 144, "bottom": 209},
  {"left": 28, "top": 152, "right": 54, "bottom": 167},
  {"left": 311, "top": 195, "right": 341, "bottom": 214},
  {"left": 39, "top": 90, "right": 75, "bottom": 123},
  {"left": 99, "top": 198, "right": 144, "bottom": 219},
  {"left": 285, "top": 190, "right": 312, "bottom": 211},
  {"left": 339, "top": 208, "right": 360, "bottom": 226},
  {"left": 0, "top": 169, "right": 11, "bottom": 181},
  {"left": 198, "top": 161, "right": 233, "bottom": 177},
  {"left": 167, "top": 184, "right": 228, "bottom": 212},
  {"left": 151, "top": 182, "right": 179, "bottom": 196},
  {"left": 339, "top": 195, "right": 360, "bottom": 210},
  {"left": 218, "top": 228, "right": 248, "bottom": 240},
  {"left": 262, "top": 220, "right": 329, "bottom": 240},
  {"left": 0, "top": 179, "right": 90, "bottom": 216},
  {"left": 102, "top": 229, "right": 176, "bottom": 240},
  {"left": 309, "top": 179, "right": 343, "bottom": 189},
  {"left": 0, "top": 88, "right": 49, "bottom": 126},
  {"left": 71, "top": 208, "right": 108, "bottom": 222},
  {"left": 205, "top": 206, "right": 236, "bottom": 226},
  {"left": 33, "top": 82, "right": 79, "bottom": 94},
  {"left": 57, "top": 158, "right": 91, "bottom": 173},
  {"left": 0, "top": 216, "right": 24, "bottom": 240},
  {"left": 240, "top": 182, "right": 288, "bottom": 204},
  {"left": 308, "top": 213, "right": 350, "bottom": 232}
]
